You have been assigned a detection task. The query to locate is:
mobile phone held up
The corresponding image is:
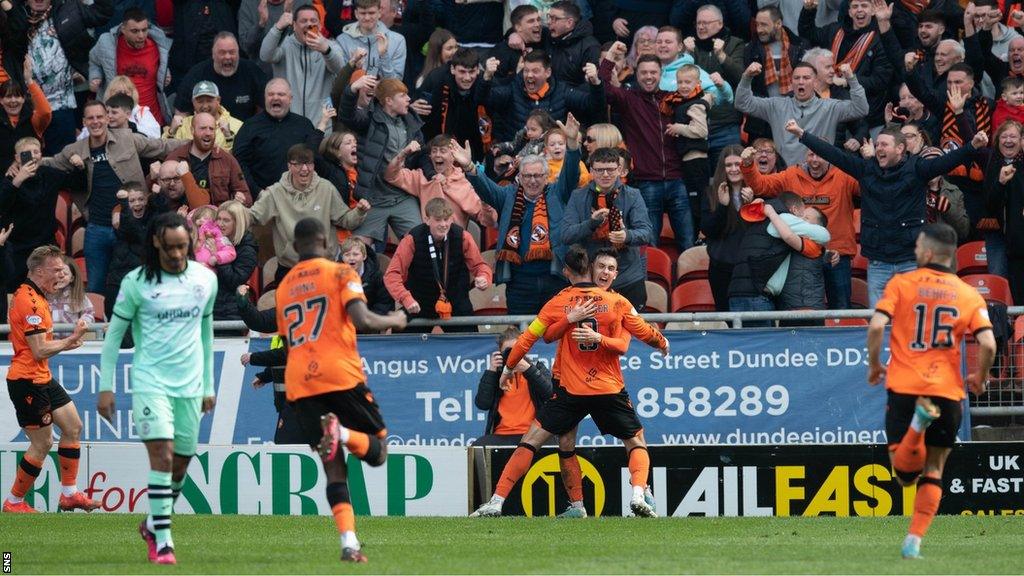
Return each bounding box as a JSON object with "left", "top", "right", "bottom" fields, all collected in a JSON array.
[{"left": 19, "top": 150, "right": 33, "bottom": 165}]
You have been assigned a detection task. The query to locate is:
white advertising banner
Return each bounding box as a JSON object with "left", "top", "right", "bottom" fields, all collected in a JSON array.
[{"left": 0, "top": 444, "right": 468, "bottom": 516}]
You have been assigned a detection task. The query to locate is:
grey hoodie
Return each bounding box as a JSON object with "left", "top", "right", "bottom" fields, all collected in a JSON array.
[
  {"left": 335, "top": 21, "right": 406, "bottom": 80},
  {"left": 250, "top": 171, "right": 366, "bottom": 267},
  {"left": 735, "top": 74, "right": 869, "bottom": 167},
  {"left": 259, "top": 25, "right": 344, "bottom": 128},
  {"left": 88, "top": 24, "right": 172, "bottom": 123}
]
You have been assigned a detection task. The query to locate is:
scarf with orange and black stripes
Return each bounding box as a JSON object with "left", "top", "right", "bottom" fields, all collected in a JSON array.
[
  {"left": 832, "top": 28, "right": 876, "bottom": 72},
  {"left": 941, "top": 97, "right": 990, "bottom": 181},
  {"left": 763, "top": 28, "right": 794, "bottom": 95},
  {"left": 497, "top": 185, "right": 553, "bottom": 264},
  {"left": 591, "top": 187, "right": 624, "bottom": 250}
]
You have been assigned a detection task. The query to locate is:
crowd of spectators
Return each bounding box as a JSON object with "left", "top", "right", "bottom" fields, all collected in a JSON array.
[{"left": 2, "top": 0, "right": 1023, "bottom": 334}]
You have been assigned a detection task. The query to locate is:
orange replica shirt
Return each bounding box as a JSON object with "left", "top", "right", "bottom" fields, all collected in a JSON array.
[
  {"left": 494, "top": 373, "right": 536, "bottom": 435},
  {"left": 507, "top": 284, "right": 666, "bottom": 396},
  {"left": 7, "top": 281, "right": 54, "bottom": 384},
  {"left": 276, "top": 258, "right": 368, "bottom": 401},
  {"left": 875, "top": 265, "right": 992, "bottom": 401}
]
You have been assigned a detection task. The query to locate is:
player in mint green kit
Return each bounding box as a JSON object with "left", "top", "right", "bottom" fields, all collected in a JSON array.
[{"left": 97, "top": 212, "right": 218, "bottom": 566}]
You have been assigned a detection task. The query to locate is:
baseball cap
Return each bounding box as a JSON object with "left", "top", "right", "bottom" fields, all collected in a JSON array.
[{"left": 192, "top": 81, "right": 220, "bottom": 99}]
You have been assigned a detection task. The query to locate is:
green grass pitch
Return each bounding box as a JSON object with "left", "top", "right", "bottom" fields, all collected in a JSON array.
[{"left": 1, "top": 514, "right": 1021, "bottom": 574}]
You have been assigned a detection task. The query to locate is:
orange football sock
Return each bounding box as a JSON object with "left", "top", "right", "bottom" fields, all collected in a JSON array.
[
  {"left": 559, "top": 450, "right": 583, "bottom": 502},
  {"left": 345, "top": 430, "right": 370, "bottom": 458},
  {"left": 11, "top": 454, "right": 43, "bottom": 499},
  {"left": 909, "top": 475, "right": 942, "bottom": 537},
  {"left": 893, "top": 427, "right": 927, "bottom": 478},
  {"left": 58, "top": 444, "right": 81, "bottom": 487},
  {"left": 332, "top": 502, "right": 356, "bottom": 534},
  {"left": 495, "top": 444, "right": 537, "bottom": 498},
  {"left": 628, "top": 447, "right": 650, "bottom": 488}
]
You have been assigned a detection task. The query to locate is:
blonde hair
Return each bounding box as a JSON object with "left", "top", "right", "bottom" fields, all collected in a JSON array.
[
  {"left": 586, "top": 124, "right": 623, "bottom": 149},
  {"left": 188, "top": 205, "right": 218, "bottom": 243},
  {"left": 62, "top": 255, "right": 87, "bottom": 314},
  {"left": 340, "top": 237, "right": 367, "bottom": 257},
  {"left": 217, "top": 200, "right": 249, "bottom": 245},
  {"left": 103, "top": 75, "right": 140, "bottom": 105}
]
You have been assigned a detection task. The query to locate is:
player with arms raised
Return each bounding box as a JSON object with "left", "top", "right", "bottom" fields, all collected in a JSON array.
[
  {"left": 471, "top": 245, "right": 668, "bottom": 518},
  {"left": 867, "top": 223, "right": 996, "bottom": 559},
  {"left": 98, "top": 212, "right": 218, "bottom": 565},
  {"left": 276, "top": 218, "right": 408, "bottom": 563},
  {"left": 4, "top": 245, "right": 95, "bottom": 513}
]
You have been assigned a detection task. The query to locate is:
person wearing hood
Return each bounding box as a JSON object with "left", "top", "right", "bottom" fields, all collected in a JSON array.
[
  {"left": 88, "top": 8, "right": 172, "bottom": 125},
  {"left": 655, "top": 26, "right": 733, "bottom": 105},
  {"left": 335, "top": 0, "right": 406, "bottom": 80},
  {"left": 249, "top": 143, "right": 369, "bottom": 282},
  {"left": 546, "top": 1, "right": 601, "bottom": 88},
  {"left": 259, "top": 4, "right": 345, "bottom": 127},
  {"left": 685, "top": 5, "right": 744, "bottom": 169},
  {"left": 799, "top": 0, "right": 894, "bottom": 130}
]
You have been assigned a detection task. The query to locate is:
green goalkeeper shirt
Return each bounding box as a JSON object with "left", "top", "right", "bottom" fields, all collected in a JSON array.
[{"left": 100, "top": 262, "right": 218, "bottom": 397}]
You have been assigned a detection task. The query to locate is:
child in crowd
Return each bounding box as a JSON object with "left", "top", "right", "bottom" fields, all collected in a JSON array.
[
  {"left": 191, "top": 205, "right": 237, "bottom": 268},
  {"left": 668, "top": 64, "right": 711, "bottom": 201},
  {"left": 992, "top": 77, "right": 1024, "bottom": 136},
  {"left": 48, "top": 256, "right": 94, "bottom": 338},
  {"left": 543, "top": 128, "right": 590, "bottom": 187}
]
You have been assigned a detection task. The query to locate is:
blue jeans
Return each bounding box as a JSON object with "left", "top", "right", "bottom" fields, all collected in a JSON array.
[
  {"left": 707, "top": 125, "right": 741, "bottom": 174},
  {"left": 506, "top": 272, "right": 568, "bottom": 315},
  {"left": 729, "top": 295, "right": 775, "bottom": 327},
  {"left": 867, "top": 259, "right": 917, "bottom": 308},
  {"left": 84, "top": 224, "right": 117, "bottom": 293},
  {"left": 824, "top": 255, "right": 852, "bottom": 310},
  {"left": 636, "top": 179, "right": 693, "bottom": 252},
  {"left": 984, "top": 231, "right": 1008, "bottom": 278}
]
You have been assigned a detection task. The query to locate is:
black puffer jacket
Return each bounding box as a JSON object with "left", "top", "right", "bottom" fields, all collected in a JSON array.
[
  {"left": 5, "top": 0, "right": 114, "bottom": 76},
  {"left": 213, "top": 231, "right": 258, "bottom": 321},
  {"left": 477, "top": 74, "right": 603, "bottom": 143},
  {"left": 547, "top": 20, "right": 601, "bottom": 88}
]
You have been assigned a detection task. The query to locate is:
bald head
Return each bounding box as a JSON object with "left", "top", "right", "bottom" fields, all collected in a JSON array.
[
  {"left": 192, "top": 112, "right": 217, "bottom": 153},
  {"left": 265, "top": 78, "right": 292, "bottom": 119}
]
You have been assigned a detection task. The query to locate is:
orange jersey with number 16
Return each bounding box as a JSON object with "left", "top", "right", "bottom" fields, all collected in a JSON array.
[
  {"left": 276, "top": 258, "right": 368, "bottom": 401},
  {"left": 875, "top": 265, "right": 992, "bottom": 401},
  {"left": 506, "top": 283, "right": 666, "bottom": 396}
]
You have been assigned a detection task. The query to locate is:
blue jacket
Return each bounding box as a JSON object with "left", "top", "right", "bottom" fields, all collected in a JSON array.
[
  {"left": 561, "top": 182, "right": 653, "bottom": 288},
  {"left": 466, "top": 148, "right": 582, "bottom": 284},
  {"left": 801, "top": 132, "right": 977, "bottom": 263}
]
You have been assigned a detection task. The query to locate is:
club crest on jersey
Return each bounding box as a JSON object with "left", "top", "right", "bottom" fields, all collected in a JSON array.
[
  {"left": 26, "top": 315, "right": 42, "bottom": 326},
  {"left": 41, "top": 412, "right": 52, "bottom": 425},
  {"left": 193, "top": 284, "right": 207, "bottom": 301},
  {"left": 531, "top": 224, "right": 548, "bottom": 243}
]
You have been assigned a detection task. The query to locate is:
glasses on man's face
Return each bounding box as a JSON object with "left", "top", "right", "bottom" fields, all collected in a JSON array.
[
  {"left": 902, "top": 132, "right": 921, "bottom": 139},
  {"left": 584, "top": 136, "right": 596, "bottom": 143},
  {"left": 755, "top": 148, "right": 775, "bottom": 156},
  {"left": 520, "top": 173, "right": 547, "bottom": 180},
  {"left": 636, "top": 37, "right": 656, "bottom": 45},
  {"left": 289, "top": 161, "right": 314, "bottom": 168},
  {"left": 696, "top": 19, "right": 722, "bottom": 27},
  {"left": 547, "top": 14, "right": 569, "bottom": 21},
  {"left": 160, "top": 176, "right": 182, "bottom": 183},
  {"left": 592, "top": 167, "right": 618, "bottom": 175}
]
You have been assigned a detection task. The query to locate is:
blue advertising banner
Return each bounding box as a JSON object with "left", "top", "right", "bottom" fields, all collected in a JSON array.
[{"left": 0, "top": 328, "right": 971, "bottom": 445}]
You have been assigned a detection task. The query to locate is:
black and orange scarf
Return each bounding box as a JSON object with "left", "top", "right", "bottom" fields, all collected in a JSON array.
[
  {"left": 899, "top": 0, "right": 929, "bottom": 15},
  {"left": 763, "top": 28, "right": 794, "bottom": 95},
  {"left": 832, "top": 29, "right": 876, "bottom": 72},
  {"left": 592, "top": 187, "right": 624, "bottom": 250},
  {"left": 941, "top": 97, "right": 990, "bottom": 182},
  {"left": 659, "top": 86, "right": 704, "bottom": 117},
  {"left": 497, "top": 186, "right": 553, "bottom": 264}
]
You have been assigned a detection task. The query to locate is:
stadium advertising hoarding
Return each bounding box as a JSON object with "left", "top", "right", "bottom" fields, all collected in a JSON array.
[
  {"left": 482, "top": 444, "right": 1024, "bottom": 517},
  {"left": 0, "top": 444, "right": 467, "bottom": 516},
  {"left": 2, "top": 328, "right": 967, "bottom": 445}
]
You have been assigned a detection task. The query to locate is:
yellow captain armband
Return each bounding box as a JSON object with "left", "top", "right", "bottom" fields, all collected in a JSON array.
[{"left": 527, "top": 318, "right": 547, "bottom": 337}]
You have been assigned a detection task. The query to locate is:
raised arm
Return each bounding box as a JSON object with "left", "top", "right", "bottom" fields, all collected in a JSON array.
[{"left": 797, "top": 127, "right": 867, "bottom": 179}]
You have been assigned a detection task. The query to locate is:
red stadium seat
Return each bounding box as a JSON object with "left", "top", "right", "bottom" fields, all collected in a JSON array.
[
  {"left": 75, "top": 256, "right": 87, "bottom": 285},
  {"left": 670, "top": 279, "right": 716, "bottom": 312},
  {"left": 470, "top": 284, "right": 507, "bottom": 316},
  {"left": 853, "top": 208, "right": 861, "bottom": 242},
  {"left": 483, "top": 226, "right": 499, "bottom": 251},
  {"left": 645, "top": 246, "right": 673, "bottom": 292},
  {"left": 675, "top": 245, "right": 709, "bottom": 285},
  {"left": 644, "top": 281, "right": 668, "bottom": 314},
  {"left": 824, "top": 317, "right": 868, "bottom": 327},
  {"left": 961, "top": 274, "right": 1013, "bottom": 306},
  {"left": 850, "top": 277, "right": 869, "bottom": 309},
  {"left": 956, "top": 241, "right": 988, "bottom": 276},
  {"left": 246, "top": 267, "right": 261, "bottom": 300},
  {"left": 86, "top": 292, "right": 105, "bottom": 322},
  {"left": 851, "top": 248, "right": 868, "bottom": 280}
]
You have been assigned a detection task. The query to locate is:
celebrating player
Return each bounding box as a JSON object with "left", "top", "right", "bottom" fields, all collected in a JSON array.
[
  {"left": 4, "top": 245, "right": 96, "bottom": 513},
  {"left": 867, "top": 223, "right": 996, "bottom": 559},
  {"left": 276, "top": 218, "right": 408, "bottom": 563},
  {"left": 98, "top": 212, "right": 219, "bottom": 565},
  {"left": 470, "top": 245, "right": 668, "bottom": 518}
]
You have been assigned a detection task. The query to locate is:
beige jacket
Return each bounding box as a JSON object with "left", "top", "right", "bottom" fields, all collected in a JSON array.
[{"left": 250, "top": 172, "right": 366, "bottom": 267}]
